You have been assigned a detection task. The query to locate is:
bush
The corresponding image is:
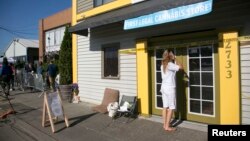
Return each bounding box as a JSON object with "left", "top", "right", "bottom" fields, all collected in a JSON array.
[{"left": 58, "top": 26, "right": 72, "bottom": 85}]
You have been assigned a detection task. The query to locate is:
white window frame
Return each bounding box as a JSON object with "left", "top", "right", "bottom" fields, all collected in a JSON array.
[
  {"left": 45, "top": 26, "right": 66, "bottom": 53},
  {"left": 187, "top": 45, "right": 215, "bottom": 117}
]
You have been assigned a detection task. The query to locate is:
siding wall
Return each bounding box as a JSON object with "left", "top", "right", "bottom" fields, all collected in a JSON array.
[
  {"left": 76, "top": 0, "right": 250, "bottom": 106},
  {"left": 77, "top": 0, "right": 93, "bottom": 14},
  {"left": 77, "top": 32, "right": 136, "bottom": 104},
  {"left": 240, "top": 42, "right": 250, "bottom": 124}
]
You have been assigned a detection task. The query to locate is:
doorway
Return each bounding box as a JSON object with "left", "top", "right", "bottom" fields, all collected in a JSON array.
[{"left": 150, "top": 44, "right": 219, "bottom": 124}]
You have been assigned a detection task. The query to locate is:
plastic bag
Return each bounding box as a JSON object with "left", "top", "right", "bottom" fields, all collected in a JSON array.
[{"left": 107, "top": 102, "right": 118, "bottom": 117}]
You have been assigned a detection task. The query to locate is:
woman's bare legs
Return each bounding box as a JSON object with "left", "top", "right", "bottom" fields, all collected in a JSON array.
[
  {"left": 162, "top": 108, "right": 167, "bottom": 128},
  {"left": 164, "top": 108, "right": 176, "bottom": 131}
]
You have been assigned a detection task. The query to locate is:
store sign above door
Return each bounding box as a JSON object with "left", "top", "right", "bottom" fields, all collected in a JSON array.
[{"left": 124, "top": 0, "right": 213, "bottom": 30}]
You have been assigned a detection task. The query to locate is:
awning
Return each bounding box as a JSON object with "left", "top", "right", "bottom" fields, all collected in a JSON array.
[{"left": 69, "top": 0, "right": 207, "bottom": 36}]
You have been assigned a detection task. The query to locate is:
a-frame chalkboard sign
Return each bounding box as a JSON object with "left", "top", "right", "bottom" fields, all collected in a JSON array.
[{"left": 42, "top": 90, "right": 69, "bottom": 133}]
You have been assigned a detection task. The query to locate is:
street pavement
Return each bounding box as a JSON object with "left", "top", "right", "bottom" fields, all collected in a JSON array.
[{"left": 0, "top": 89, "right": 207, "bottom": 141}]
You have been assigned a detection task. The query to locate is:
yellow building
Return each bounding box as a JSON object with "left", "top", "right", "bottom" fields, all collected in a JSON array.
[{"left": 70, "top": 0, "right": 250, "bottom": 125}]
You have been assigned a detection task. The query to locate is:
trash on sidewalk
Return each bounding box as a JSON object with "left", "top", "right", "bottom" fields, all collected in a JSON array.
[
  {"left": 107, "top": 102, "right": 118, "bottom": 117},
  {"left": 72, "top": 83, "right": 81, "bottom": 103},
  {"left": 118, "top": 101, "right": 131, "bottom": 112},
  {"left": 0, "top": 109, "right": 15, "bottom": 119}
]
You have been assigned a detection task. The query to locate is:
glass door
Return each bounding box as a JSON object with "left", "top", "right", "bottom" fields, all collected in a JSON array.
[
  {"left": 188, "top": 45, "right": 215, "bottom": 116},
  {"left": 151, "top": 48, "right": 187, "bottom": 118}
]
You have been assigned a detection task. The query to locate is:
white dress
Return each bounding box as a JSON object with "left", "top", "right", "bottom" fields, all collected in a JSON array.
[{"left": 160, "top": 62, "right": 180, "bottom": 109}]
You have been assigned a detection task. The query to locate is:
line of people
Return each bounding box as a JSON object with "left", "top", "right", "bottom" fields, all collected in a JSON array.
[{"left": 0, "top": 57, "right": 59, "bottom": 95}]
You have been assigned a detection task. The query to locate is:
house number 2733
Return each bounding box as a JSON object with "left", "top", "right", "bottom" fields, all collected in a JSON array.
[{"left": 225, "top": 41, "right": 232, "bottom": 78}]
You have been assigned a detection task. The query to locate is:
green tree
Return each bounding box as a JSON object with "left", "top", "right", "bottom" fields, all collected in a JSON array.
[{"left": 59, "top": 26, "right": 72, "bottom": 85}]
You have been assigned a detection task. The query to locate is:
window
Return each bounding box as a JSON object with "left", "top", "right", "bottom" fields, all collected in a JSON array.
[
  {"left": 49, "top": 32, "right": 55, "bottom": 46},
  {"left": 60, "top": 27, "right": 65, "bottom": 43},
  {"left": 45, "top": 32, "right": 50, "bottom": 47},
  {"left": 94, "top": 0, "right": 114, "bottom": 7},
  {"left": 102, "top": 43, "right": 119, "bottom": 79},
  {"left": 188, "top": 45, "right": 214, "bottom": 116},
  {"left": 45, "top": 26, "right": 66, "bottom": 52},
  {"left": 55, "top": 27, "right": 65, "bottom": 45},
  {"left": 55, "top": 30, "right": 61, "bottom": 45}
]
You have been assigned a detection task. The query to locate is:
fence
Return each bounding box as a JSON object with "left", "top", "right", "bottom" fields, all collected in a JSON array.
[
  {"left": 1, "top": 70, "right": 70, "bottom": 100},
  {"left": 17, "top": 71, "right": 63, "bottom": 96},
  {"left": 14, "top": 70, "right": 48, "bottom": 97}
]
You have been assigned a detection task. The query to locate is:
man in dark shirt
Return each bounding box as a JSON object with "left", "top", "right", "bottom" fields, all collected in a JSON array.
[
  {"left": 47, "top": 60, "right": 58, "bottom": 91},
  {"left": 0, "top": 58, "right": 13, "bottom": 95}
]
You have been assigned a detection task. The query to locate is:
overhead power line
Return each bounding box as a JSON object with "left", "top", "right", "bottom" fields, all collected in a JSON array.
[
  {"left": 0, "top": 26, "right": 37, "bottom": 35},
  {"left": 0, "top": 24, "right": 38, "bottom": 30},
  {"left": 0, "top": 26, "right": 38, "bottom": 45}
]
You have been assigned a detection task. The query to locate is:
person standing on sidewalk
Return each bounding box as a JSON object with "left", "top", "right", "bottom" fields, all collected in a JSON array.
[
  {"left": 47, "top": 60, "right": 58, "bottom": 91},
  {"left": 0, "top": 57, "right": 13, "bottom": 95},
  {"left": 9, "top": 63, "right": 15, "bottom": 91},
  {"left": 160, "top": 49, "right": 183, "bottom": 132},
  {"left": 37, "top": 61, "right": 44, "bottom": 75},
  {"left": 25, "top": 62, "right": 36, "bottom": 91},
  {"left": 15, "top": 60, "right": 24, "bottom": 91}
]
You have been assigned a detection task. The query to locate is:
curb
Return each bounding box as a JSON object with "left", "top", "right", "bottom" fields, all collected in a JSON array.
[{"left": 10, "top": 116, "right": 57, "bottom": 141}]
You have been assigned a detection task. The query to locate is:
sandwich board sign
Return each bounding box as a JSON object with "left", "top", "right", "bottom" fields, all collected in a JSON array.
[
  {"left": 47, "top": 92, "right": 63, "bottom": 116},
  {"left": 42, "top": 91, "right": 69, "bottom": 133}
]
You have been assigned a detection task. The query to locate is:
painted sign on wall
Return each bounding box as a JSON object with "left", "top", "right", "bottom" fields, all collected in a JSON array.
[{"left": 124, "top": 0, "right": 213, "bottom": 30}]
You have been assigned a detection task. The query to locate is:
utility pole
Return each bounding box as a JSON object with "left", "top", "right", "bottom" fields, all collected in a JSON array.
[
  {"left": 13, "top": 39, "right": 19, "bottom": 63},
  {"left": 48, "top": 37, "right": 50, "bottom": 60}
]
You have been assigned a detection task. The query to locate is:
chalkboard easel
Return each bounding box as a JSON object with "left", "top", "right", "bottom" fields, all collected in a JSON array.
[{"left": 42, "top": 90, "right": 69, "bottom": 133}]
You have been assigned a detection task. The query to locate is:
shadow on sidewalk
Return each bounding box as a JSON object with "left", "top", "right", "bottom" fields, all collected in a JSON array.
[
  {"left": 9, "top": 90, "right": 42, "bottom": 96},
  {"left": 16, "top": 108, "right": 38, "bottom": 115},
  {"left": 171, "top": 119, "right": 183, "bottom": 127},
  {"left": 0, "top": 96, "right": 15, "bottom": 102},
  {"left": 1, "top": 103, "right": 38, "bottom": 116},
  {"left": 52, "top": 112, "right": 97, "bottom": 129},
  {"left": 69, "top": 113, "right": 97, "bottom": 127},
  {"left": 51, "top": 113, "right": 97, "bottom": 133}
]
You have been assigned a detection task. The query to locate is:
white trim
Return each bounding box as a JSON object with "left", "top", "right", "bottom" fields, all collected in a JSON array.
[{"left": 154, "top": 48, "right": 162, "bottom": 110}]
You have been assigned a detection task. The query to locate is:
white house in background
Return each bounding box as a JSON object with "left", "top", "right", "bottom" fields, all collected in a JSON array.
[
  {"left": 0, "top": 51, "right": 4, "bottom": 57},
  {"left": 4, "top": 38, "right": 39, "bottom": 63}
]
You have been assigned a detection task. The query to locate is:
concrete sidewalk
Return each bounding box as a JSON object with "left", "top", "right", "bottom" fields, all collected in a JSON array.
[{"left": 0, "top": 90, "right": 207, "bottom": 141}]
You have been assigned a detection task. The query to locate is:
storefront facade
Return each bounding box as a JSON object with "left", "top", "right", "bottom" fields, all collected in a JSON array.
[
  {"left": 39, "top": 8, "right": 72, "bottom": 61},
  {"left": 70, "top": 0, "right": 250, "bottom": 124}
]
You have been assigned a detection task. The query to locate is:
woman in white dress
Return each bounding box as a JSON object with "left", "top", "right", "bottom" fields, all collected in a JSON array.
[{"left": 161, "top": 50, "right": 183, "bottom": 131}]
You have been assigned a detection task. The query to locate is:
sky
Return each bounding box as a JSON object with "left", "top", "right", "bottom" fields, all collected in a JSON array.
[{"left": 0, "top": 0, "right": 71, "bottom": 54}]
